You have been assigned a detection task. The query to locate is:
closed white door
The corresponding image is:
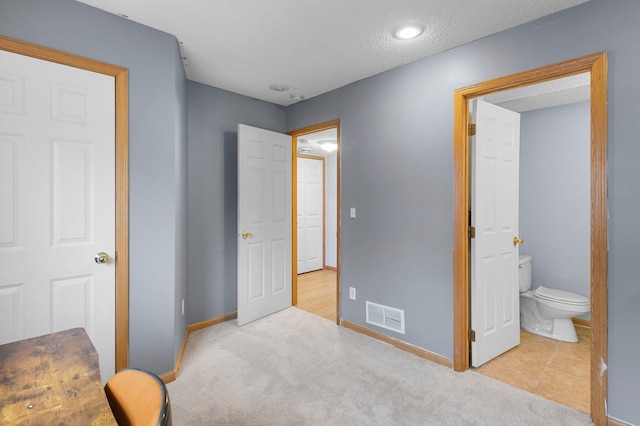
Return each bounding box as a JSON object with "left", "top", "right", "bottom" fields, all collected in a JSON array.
[
  {"left": 297, "top": 157, "right": 324, "bottom": 274},
  {"left": 237, "top": 124, "right": 292, "bottom": 326},
  {"left": 470, "top": 99, "right": 521, "bottom": 367},
  {"left": 0, "top": 50, "right": 116, "bottom": 377}
]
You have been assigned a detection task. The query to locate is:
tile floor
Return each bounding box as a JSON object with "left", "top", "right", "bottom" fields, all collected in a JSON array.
[{"left": 475, "top": 325, "right": 590, "bottom": 413}]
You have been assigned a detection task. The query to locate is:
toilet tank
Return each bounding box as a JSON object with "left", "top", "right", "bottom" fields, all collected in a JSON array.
[{"left": 519, "top": 255, "right": 532, "bottom": 292}]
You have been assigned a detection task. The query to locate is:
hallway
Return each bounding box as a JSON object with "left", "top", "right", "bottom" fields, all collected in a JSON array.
[{"left": 296, "top": 269, "right": 337, "bottom": 322}]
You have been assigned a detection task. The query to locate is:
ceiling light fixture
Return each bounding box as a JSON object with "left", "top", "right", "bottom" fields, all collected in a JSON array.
[
  {"left": 318, "top": 139, "right": 338, "bottom": 153},
  {"left": 393, "top": 24, "right": 424, "bottom": 40},
  {"left": 269, "top": 83, "right": 289, "bottom": 92},
  {"left": 290, "top": 94, "right": 305, "bottom": 102}
]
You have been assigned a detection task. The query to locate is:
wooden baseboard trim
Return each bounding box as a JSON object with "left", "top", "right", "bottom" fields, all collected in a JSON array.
[
  {"left": 572, "top": 317, "right": 591, "bottom": 328},
  {"left": 159, "top": 370, "right": 176, "bottom": 383},
  {"left": 608, "top": 416, "right": 633, "bottom": 426},
  {"left": 159, "top": 312, "right": 238, "bottom": 384},
  {"left": 189, "top": 312, "right": 238, "bottom": 333},
  {"left": 324, "top": 266, "right": 338, "bottom": 272},
  {"left": 340, "top": 319, "right": 452, "bottom": 368}
]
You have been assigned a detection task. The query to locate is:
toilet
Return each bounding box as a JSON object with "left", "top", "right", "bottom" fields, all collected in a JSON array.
[{"left": 519, "top": 255, "right": 590, "bottom": 342}]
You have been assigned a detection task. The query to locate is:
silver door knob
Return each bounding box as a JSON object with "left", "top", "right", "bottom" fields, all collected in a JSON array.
[{"left": 94, "top": 252, "right": 110, "bottom": 264}]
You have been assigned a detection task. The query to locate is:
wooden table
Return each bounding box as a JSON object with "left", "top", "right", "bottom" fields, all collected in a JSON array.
[{"left": 0, "top": 328, "right": 117, "bottom": 425}]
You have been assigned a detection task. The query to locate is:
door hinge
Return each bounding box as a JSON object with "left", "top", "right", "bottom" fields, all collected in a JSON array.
[
  {"left": 469, "top": 226, "right": 475, "bottom": 239},
  {"left": 469, "top": 329, "right": 476, "bottom": 342},
  {"left": 468, "top": 123, "right": 476, "bottom": 136}
]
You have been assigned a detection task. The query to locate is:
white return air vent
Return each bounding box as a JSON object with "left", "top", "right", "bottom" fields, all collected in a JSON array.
[{"left": 366, "top": 301, "right": 405, "bottom": 334}]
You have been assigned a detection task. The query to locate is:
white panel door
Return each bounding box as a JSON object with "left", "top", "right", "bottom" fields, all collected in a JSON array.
[
  {"left": 297, "top": 157, "right": 324, "bottom": 274},
  {"left": 0, "top": 50, "right": 115, "bottom": 377},
  {"left": 237, "top": 124, "right": 292, "bottom": 326},
  {"left": 471, "top": 99, "right": 521, "bottom": 367}
]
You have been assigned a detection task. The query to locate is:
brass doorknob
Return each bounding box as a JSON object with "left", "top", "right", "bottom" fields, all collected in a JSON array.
[
  {"left": 513, "top": 237, "right": 524, "bottom": 246},
  {"left": 94, "top": 252, "right": 110, "bottom": 264},
  {"left": 241, "top": 230, "right": 252, "bottom": 239}
]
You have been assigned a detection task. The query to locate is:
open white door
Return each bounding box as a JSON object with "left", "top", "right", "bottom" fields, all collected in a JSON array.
[
  {"left": 0, "top": 50, "right": 116, "bottom": 377},
  {"left": 297, "top": 156, "right": 324, "bottom": 274},
  {"left": 237, "top": 124, "right": 292, "bottom": 326},
  {"left": 470, "top": 99, "right": 521, "bottom": 367}
]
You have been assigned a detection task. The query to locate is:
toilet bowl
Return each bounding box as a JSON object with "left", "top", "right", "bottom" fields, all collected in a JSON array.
[{"left": 519, "top": 255, "right": 590, "bottom": 342}]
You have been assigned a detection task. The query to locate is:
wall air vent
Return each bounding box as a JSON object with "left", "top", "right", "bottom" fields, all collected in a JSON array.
[{"left": 366, "top": 301, "right": 405, "bottom": 334}]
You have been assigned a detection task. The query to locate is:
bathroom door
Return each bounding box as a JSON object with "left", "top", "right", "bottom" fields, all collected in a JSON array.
[{"left": 470, "top": 99, "right": 521, "bottom": 367}]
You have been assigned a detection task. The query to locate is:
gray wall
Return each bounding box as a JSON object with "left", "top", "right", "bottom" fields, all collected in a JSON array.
[
  {"left": 325, "top": 153, "right": 338, "bottom": 268},
  {"left": 186, "top": 81, "right": 285, "bottom": 324},
  {"left": 520, "top": 102, "right": 590, "bottom": 300},
  {"left": 173, "top": 47, "right": 189, "bottom": 362},
  {"left": 0, "top": 0, "right": 189, "bottom": 375},
  {"left": 286, "top": 1, "right": 640, "bottom": 423}
]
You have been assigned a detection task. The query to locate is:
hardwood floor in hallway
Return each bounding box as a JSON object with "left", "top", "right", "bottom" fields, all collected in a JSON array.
[{"left": 296, "top": 269, "right": 337, "bottom": 322}]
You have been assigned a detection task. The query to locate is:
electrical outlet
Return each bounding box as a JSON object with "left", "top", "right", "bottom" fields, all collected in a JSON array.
[{"left": 349, "top": 287, "right": 356, "bottom": 300}]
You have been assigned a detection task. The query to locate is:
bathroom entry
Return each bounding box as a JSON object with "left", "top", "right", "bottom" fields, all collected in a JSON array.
[
  {"left": 453, "top": 52, "right": 608, "bottom": 423},
  {"left": 469, "top": 99, "right": 522, "bottom": 367}
]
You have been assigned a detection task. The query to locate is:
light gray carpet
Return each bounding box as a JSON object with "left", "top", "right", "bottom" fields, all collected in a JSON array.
[{"left": 167, "top": 307, "right": 593, "bottom": 425}]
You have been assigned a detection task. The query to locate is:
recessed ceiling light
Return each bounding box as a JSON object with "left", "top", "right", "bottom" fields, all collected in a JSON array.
[
  {"left": 318, "top": 140, "right": 338, "bottom": 153},
  {"left": 269, "top": 83, "right": 290, "bottom": 92},
  {"left": 290, "top": 94, "right": 305, "bottom": 102},
  {"left": 393, "top": 24, "right": 424, "bottom": 40}
]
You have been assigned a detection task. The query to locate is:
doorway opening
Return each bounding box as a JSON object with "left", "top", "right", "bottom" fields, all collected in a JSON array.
[
  {"left": 453, "top": 52, "right": 607, "bottom": 424},
  {"left": 289, "top": 120, "right": 341, "bottom": 324},
  {"left": 471, "top": 93, "right": 591, "bottom": 413}
]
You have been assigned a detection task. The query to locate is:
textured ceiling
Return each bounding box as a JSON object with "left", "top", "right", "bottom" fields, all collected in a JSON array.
[
  {"left": 76, "top": 0, "right": 589, "bottom": 106},
  {"left": 297, "top": 129, "right": 338, "bottom": 157},
  {"left": 485, "top": 73, "right": 591, "bottom": 112}
]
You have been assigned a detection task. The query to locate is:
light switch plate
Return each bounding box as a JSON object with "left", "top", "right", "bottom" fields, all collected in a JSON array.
[{"left": 350, "top": 207, "right": 356, "bottom": 219}]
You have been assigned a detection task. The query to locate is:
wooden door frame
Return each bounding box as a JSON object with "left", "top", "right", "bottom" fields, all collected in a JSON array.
[
  {"left": 289, "top": 119, "right": 341, "bottom": 324},
  {"left": 0, "top": 36, "right": 130, "bottom": 372},
  {"left": 453, "top": 52, "right": 607, "bottom": 424}
]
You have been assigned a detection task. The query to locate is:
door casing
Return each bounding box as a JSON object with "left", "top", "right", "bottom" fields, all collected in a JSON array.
[
  {"left": 453, "top": 52, "right": 607, "bottom": 424},
  {"left": 289, "top": 119, "right": 341, "bottom": 323},
  {"left": 0, "top": 36, "right": 129, "bottom": 372}
]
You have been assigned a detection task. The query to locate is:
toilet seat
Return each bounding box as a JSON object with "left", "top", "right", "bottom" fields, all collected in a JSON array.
[{"left": 533, "top": 286, "right": 590, "bottom": 306}]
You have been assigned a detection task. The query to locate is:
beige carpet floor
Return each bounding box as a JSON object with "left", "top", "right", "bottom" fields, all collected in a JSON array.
[{"left": 167, "top": 307, "right": 593, "bottom": 425}]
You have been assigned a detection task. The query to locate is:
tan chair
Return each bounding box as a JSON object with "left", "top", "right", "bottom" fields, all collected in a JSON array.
[{"left": 104, "top": 368, "right": 172, "bottom": 426}]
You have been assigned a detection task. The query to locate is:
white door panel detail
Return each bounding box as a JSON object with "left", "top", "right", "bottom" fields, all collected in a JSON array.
[
  {"left": 471, "top": 99, "right": 521, "bottom": 367},
  {"left": 238, "top": 124, "right": 292, "bottom": 325},
  {"left": 0, "top": 49, "right": 115, "bottom": 379}
]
